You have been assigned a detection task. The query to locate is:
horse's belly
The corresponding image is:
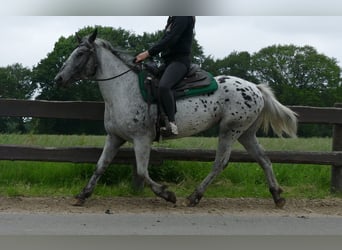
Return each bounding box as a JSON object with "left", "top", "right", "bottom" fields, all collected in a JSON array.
[
  {"left": 175, "top": 99, "right": 221, "bottom": 136},
  {"left": 178, "top": 116, "right": 218, "bottom": 136}
]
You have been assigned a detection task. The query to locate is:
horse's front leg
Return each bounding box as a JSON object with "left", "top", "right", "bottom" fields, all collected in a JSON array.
[
  {"left": 133, "top": 136, "right": 177, "bottom": 203},
  {"left": 74, "top": 134, "right": 125, "bottom": 206}
]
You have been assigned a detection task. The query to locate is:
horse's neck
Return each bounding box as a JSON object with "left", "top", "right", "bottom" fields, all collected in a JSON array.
[{"left": 96, "top": 47, "right": 140, "bottom": 105}]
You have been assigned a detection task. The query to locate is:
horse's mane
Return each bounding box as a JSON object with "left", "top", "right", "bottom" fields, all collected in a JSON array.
[{"left": 95, "top": 38, "right": 137, "bottom": 69}]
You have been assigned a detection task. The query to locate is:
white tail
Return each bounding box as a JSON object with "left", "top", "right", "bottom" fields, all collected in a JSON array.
[{"left": 257, "top": 84, "right": 298, "bottom": 138}]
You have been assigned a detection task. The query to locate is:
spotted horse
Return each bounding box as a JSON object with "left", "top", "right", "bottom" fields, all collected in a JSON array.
[{"left": 55, "top": 29, "right": 297, "bottom": 208}]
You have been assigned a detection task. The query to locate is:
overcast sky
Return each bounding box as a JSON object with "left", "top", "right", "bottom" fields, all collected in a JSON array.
[{"left": 1, "top": 16, "right": 342, "bottom": 68}]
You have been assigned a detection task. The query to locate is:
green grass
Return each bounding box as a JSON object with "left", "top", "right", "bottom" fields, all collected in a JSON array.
[{"left": 0, "top": 134, "right": 338, "bottom": 199}]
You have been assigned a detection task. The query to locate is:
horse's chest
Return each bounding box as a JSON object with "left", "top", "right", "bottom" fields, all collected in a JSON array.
[{"left": 103, "top": 103, "right": 153, "bottom": 136}]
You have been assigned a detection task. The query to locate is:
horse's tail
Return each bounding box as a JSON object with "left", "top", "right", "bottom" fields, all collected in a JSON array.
[{"left": 256, "top": 84, "right": 298, "bottom": 138}]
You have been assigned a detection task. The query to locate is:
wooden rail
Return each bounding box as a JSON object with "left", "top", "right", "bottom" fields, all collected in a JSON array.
[
  {"left": 1, "top": 145, "right": 342, "bottom": 165},
  {"left": 0, "top": 98, "right": 342, "bottom": 192},
  {"left": 1, "top": 99, "right": 342, "bottom": 124}
]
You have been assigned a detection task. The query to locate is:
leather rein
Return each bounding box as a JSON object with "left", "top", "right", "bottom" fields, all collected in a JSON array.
[{"left": 92, "top": 68, "right": 133, "bottom": 82}]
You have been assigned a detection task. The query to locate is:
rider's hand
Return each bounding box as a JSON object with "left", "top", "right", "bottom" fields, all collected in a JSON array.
[{"left": 135, "top": 51, "right": 150, "bottom": 63}]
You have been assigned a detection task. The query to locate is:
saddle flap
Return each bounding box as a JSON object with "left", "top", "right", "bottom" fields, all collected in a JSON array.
[{"left": 176, "top": 70, "right": 210, "bottom": 91}]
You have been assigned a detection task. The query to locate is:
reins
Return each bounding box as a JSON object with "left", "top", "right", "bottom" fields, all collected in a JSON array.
[{"left": 92, "top": 68, "right": 133, "bottom": 82}]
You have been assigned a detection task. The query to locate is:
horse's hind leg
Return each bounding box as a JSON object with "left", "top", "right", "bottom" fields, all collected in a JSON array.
[
  {"left": 238, "top": 130, "right": 285, "bottom": 208},
  {"left": 187, "top": 131, "right": 236, "bottom": 207},
  {"left": 133, "top": 136, "right": 176, "bottom": 204},
  {"left": 74, "top": 134, "right": 125, "bottom": 206}
]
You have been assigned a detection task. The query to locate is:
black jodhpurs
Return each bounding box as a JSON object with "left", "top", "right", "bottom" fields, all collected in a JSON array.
[{"left": 158, "top": 61, "right": 188, "bottom": 122}]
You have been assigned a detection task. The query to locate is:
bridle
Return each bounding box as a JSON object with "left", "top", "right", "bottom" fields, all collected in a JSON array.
[{"left": 79, "top": 41, "right": 136, "bottom": 82}]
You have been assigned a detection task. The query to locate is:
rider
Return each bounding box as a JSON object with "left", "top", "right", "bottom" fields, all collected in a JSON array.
[{"left": 135, "top": 16, "right": 196, "bottom": 135}]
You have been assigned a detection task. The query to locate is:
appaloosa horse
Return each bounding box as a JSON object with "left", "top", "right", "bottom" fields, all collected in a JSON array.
[{"left": 55, "top": 29, "right": 297, "bottom": 208}]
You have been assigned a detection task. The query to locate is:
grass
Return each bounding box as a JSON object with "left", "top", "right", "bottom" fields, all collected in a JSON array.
[{"left": 0, "top": 134, "right": 339, "bottom": 199}]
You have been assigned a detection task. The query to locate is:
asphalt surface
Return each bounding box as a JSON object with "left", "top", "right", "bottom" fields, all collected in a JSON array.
[{"left": 1, "top": 212, "right": 342, "bottom": 235}]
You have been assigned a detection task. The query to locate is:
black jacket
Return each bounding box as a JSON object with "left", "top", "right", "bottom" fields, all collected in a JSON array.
[{"left": 148, "top": 16, "right": 195, "bottom": 63}]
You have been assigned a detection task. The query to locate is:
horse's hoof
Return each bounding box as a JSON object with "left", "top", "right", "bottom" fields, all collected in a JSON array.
[
  {"left": 165, "top": 190, "right": 177, "bottom": 204},
  {"left": 187, "top": 200, "right": 197, "bottom": 207},
  {"left": 187, "top": 199, "right": 199, "bottom": 207},
  {"left": 73, "top": 197, "right": 86, "bottom": 206},
  {"left": 275, "top": 198, "right": 286, "bottom": 209},
  {"left": 186, "top": 194, "right": 202, "bottom": 207}
]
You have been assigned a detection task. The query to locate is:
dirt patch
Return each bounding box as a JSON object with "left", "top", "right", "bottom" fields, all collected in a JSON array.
[{"left": 0, "top": 196, "right": 341, "bottom": 216}]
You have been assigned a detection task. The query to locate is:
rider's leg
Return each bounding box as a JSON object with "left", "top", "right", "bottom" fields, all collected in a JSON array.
[{"left": 158, "top": 61, "right": 188, "bottom": 134}]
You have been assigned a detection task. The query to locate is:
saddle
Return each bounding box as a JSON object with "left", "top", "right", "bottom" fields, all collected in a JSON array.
[{"left": 139, "top": 63, "right": 217, "bottom": 103}]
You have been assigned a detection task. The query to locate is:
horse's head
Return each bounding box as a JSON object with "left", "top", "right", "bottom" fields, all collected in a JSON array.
[{"left": 54, "top": 29, "right": 98, "bottom": 88}]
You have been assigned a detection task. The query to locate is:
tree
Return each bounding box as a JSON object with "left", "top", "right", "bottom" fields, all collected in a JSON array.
[
  {"left": 251, "top": 44, "right": 342, "bottom": 107},
  {"left": 0, "top": 63, "right": 35, "bottom": 133},
  {"left": 218, "top": 51, "right": 255, "bottom": 81},
  {"left": 0, "top": 63, "right": 35, "bottom": 99}
]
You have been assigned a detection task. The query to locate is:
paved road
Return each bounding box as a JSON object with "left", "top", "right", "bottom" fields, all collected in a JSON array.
[{"left": 1, "top": 212, "right": 342, "bottom": 235}]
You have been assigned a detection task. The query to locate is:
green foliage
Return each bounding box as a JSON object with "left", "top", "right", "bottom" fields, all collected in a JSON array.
[
  {"left": 206, "top": 51, "right": 256, "bottom": 82},
  {"left": 0, "top": 63, "right": 35, "bottom": 99},
  {"left": 251, "top": 44, "right": 341, "bottom": 106}
]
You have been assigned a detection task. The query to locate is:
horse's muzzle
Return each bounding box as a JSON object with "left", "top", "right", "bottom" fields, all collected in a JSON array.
[{"left": 54, "top": 73, "right": 68, "bottom": 88}]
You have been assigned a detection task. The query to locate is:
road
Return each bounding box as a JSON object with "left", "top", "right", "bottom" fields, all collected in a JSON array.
[{"left": 1, "top": 212, "right": 342, "bottom": 235}]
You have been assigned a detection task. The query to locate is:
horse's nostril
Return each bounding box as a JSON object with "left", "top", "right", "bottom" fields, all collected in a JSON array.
[{"left": 54, "top": 75, "right": 66, "bottom": 88}]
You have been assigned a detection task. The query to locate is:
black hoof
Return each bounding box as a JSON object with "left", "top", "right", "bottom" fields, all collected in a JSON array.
[
  {"left": 186, "top": 193, "right": 202, "bottom": 207},
  {"left": 270, "top": 187, "right": 285, "bottom": 208},
  {"left": 73, "top": 197, "right": 86, "bottom": 206},
  {"left": 275, "top": 198, "right": 286, "bottom": 209},
  {"left": 157, "top": 185, "right": 177, "bottom": 204},
  {"left": 165, "top": 190, "right": 177, "bottom": 204}
]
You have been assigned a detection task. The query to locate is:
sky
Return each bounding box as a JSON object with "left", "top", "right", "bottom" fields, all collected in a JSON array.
[{"left": 1, "top": 16, "right": 342, "bottom": 69}]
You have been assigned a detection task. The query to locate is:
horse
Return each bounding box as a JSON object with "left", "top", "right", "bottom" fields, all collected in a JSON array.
[{"left": 54, "top": 29, "right": 297, "bottom": 208}]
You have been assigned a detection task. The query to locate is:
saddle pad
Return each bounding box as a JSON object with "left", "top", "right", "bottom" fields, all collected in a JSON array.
[{"left": 138, "top": 71, "right": 218, "bottom": 103}]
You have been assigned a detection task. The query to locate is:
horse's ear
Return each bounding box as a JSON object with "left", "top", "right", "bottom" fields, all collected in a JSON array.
[
  {"left": 76, "top": 33, "right": 82, "bottom": 44},
  {"left": 89, "top": 28, "right": 98, "bottom": 43}
]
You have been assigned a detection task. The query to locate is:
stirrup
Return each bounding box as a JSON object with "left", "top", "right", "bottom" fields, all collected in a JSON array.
[{"left": 161, "top": 122, "right": 178, "bottom": 137}]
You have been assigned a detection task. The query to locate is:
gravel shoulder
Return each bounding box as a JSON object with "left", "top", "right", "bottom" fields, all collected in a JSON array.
[{"left": 1, "top": 196, "right": 341, "bottom": 216}]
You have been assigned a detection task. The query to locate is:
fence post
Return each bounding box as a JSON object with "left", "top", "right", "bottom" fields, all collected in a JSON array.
[{"left": 331, "top": 103, "right": 342, "bottom": 193}]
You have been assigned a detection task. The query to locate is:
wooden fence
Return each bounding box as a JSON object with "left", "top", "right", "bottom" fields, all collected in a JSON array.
[{"left": 0, "top": 98, "right": 342, "bottom": 192}]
